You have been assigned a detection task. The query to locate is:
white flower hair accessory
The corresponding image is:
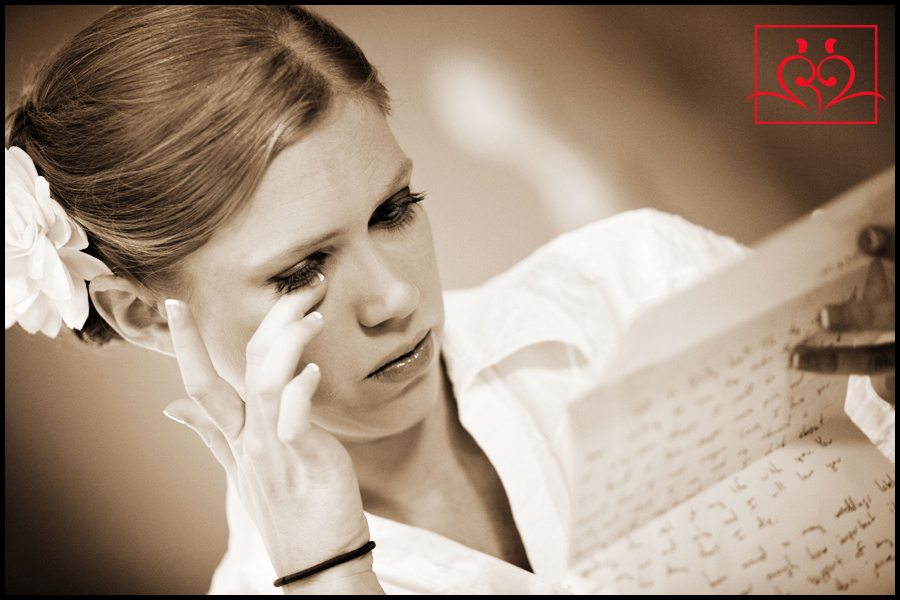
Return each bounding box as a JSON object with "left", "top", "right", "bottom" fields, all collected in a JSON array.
[{"left": 6, "top": 146, "right": 112, "bottom": 337}]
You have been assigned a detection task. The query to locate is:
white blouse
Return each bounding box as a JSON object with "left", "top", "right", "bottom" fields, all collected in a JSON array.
[{"left": 208, "top": 209, "right": 893, "bottom": 594}]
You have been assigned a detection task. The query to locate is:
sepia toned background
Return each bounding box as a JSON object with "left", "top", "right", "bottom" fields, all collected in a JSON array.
[{"left": 5, "top": 5, "right": 895, "bottom": 594}]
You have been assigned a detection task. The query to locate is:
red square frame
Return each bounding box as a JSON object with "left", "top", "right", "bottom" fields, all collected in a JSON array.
[{"left": 751, "top": 25, "right": 880, "bottom": 124}]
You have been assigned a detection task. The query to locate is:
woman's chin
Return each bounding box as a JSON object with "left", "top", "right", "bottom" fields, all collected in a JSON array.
[{"left": 315, "top": 364, "right": 442, "bottom": 444}]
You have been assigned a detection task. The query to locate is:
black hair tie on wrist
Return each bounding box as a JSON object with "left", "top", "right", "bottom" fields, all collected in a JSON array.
[{"left": 273, "top": 540, "right": 376, "bottom": 588}]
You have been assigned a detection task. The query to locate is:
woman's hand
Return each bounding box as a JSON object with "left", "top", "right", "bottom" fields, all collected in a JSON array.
[
  {"left": 792, "top": 226, "right": 895, "bottom": 406},
  {"left": 162, "top": 277, "right": 378, "bottom": 590}
]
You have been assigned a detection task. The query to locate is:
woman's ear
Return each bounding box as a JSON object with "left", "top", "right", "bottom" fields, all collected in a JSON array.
[{"left": 88, "top": 273, "right": 175, "bottom": 356}]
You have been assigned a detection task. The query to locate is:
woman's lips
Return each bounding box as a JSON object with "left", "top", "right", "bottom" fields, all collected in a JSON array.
[{"left": 367, "top": 330, "right": 434, "bottom": 382}]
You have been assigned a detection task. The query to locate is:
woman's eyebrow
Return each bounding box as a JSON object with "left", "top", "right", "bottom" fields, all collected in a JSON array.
[{"left": 253, "top": 158, "right": 414, "bottom": 274}]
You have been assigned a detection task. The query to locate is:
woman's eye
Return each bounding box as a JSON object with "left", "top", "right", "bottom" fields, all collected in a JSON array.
[
  {"left": 273, "top": 253, "right": 326, "bottom": 295},
  {"left": 371, "top": 188, "right": 427, "bottom": 229},
  {"left": 377, "top": 203, "right": 403, "bottom": 223},
  {"left": 272, "top": 189, "right": 427, "bottom": 295}
]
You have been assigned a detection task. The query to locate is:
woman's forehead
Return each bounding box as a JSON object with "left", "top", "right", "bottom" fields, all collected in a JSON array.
[
  {"left": 262, "top": 100, "right": 402, "bottom": 199},
  {"left": 188, "top": 99, "right": 410, "bottom": 277}
]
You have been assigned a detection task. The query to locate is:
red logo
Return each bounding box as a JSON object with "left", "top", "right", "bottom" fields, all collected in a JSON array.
[{"left": 747, "top": 25, "right": 886, "bottom": 124}]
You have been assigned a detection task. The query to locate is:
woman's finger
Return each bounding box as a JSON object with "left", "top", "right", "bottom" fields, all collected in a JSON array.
[
  {"left": 791, "top": 342, "right": 895, "bottom": 375},
  {"left": 819, "top": 300, "right": 895, "bottom": 331},
  {"left": 277, "top": 362, "right": 320, "bottom": 447},
  {"left": 858, "top": 225, "right": 895, "bottom": 262},
  {"left": 166, "top": 299, "right": 245, "bottom": 441},
  {"left": 164, "top": 397, "right": 237, "bottom": 475},
  {"left": 818, "top": 259, "right": 894, "bottom": 331},
  {"left": 245, "top": 275, "right": 327, "bottom": 377},
  {"left": 249, "top": 312, "right": 325, "bottom": 425}
]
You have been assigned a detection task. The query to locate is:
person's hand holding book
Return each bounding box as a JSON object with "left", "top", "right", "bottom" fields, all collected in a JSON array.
[{"left": 792, "top": 225, "right": 895, "bottom": 407}]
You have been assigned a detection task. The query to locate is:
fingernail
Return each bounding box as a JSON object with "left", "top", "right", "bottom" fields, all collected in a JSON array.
[
  {"left": 820, "top": 301, "right": 893, "bottom": 331},
  {"left": 308, "top": 311, "right": 323, "bottom": 321},
  {"left": 163, "top": 410, "right": 185, "bottom": 425},
  {"left": 306, "top": 363, "right": 320, "bottom": 375},
  {"left": 165, "top": 299, "right": 183, "bottom": 325},
  {"left": 790, "top": 347, "right": 838, "bottom": 373},
  {"left": 858, "top": 226, "right": 889, "bottom": 256}
]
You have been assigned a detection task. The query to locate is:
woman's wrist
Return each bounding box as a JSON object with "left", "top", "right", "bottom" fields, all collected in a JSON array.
[{"left": 280, "top": 551, "right": 384, "bottom": 595}]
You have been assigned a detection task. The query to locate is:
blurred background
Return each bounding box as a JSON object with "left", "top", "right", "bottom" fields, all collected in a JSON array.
[{"left": 5, "top": 5, "right": 895, "bottom": 594}]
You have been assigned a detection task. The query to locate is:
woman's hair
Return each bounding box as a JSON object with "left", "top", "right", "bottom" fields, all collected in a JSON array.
[{"left": 5, "top": 5, "right": 391, "bottom": 345}]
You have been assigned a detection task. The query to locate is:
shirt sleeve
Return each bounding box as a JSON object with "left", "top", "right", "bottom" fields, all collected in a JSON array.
[
  {"left": 488, "top": 208, "right": 753, "bottom": 367},
  {"left": 845, "top": 375, "right": 895, "bottom": 464},
  {"left": 475, "top": 208, "right": 751, "bottom": 457},
  {"left": 559, "top": 208, "right": 751, "bottom": 328}
]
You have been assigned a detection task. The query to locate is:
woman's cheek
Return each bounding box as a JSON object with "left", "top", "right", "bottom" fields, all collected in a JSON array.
[
  {"left": 413, "top": 211, "right": 443, "bottom": 305},
  {"left": 216, "top": 299, "right": 283, "bottom": 398}
]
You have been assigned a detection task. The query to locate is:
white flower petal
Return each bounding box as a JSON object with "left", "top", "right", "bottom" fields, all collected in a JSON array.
[
  {"left": 12, "top": 282, "right": 41, "bottom": 315},
  {"left": 15, "top": 291, "right": 51, "bottom": 334},
  {"left": 11, "top": 222, "right": 40, "bottom": 259},
  {"left": 5, "top": 217, "right": 27, "bottom": 251},
  {"left": 6, "top": 148, "right": 38, "bottom": 199},
  {"left": 63, "top": 277, "right": 90, "bottom": 330},
  {"left": 6, "top": 179, "right": 48, "bottom": 232},
  {"left": 6, "top": 306, "right": 17, "bottom": 329},
  {"left": 62, "top": 218, "right": 89, "bottom": 251},
  {"left": 55, "top": 266, "right": 79, "bottom": 328},
  {"left": 4, "top": 276, "right": 30, "bottom": 307},
  {"left": 25, "top": 234, "right": 46, "bottom": 280},
  {"left": 59, "top": 247, "right": 113, "bottom": 281},
  {"left": 32, "top": 176, "right": 58, "bottom": 228},
  {"left": 7, "top": 147, "right": 40, "bottom": 187},
  {"left": 6, "top": 164, "right": 33, "bottom": 201},
  {"left": 6, "top": 193, "right": 40, "bottom": 253},
  {"left": 35, "top": 178, "right": 74, "bottom": 249},
  {"left": 5, "top": 203, "right": 25, "bottom": 242},
  {"left": 5, "top": 256, "right": 35, "bottom": 306},
  {"left": 39, "top": 303, "right": 63, "bottom": 338},
  {"left": 31, "top": 237, "right": 70, "bottom": 299}
]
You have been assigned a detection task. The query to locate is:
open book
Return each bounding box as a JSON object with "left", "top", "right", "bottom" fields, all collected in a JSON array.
[{"left": 562, "top": 167, "right": 895, "bottom": 594}]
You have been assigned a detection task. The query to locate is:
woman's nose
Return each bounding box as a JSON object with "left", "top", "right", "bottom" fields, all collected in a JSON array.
[{"left": 351, "top": 245, "right": 419, "bottom": 329}]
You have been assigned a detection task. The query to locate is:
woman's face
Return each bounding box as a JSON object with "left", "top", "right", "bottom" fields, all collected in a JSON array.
[{"left": 180, "top": 98, "right": 445, "bottom": 444}]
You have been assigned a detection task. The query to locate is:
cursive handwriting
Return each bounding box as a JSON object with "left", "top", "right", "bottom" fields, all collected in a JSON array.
[
  {"left": 806, "top": 545, "right": 828, "bottom": 559},
  {"left": 835, "top": 495, "right": 872, "bottom": 519},
  {"left": 765, "top": 554, "right": 800, "bottom": 581},
  {"left": 806, "top": 555, "right": 843, "bottom": 585},
  {"left": 874, "top": 473, "right": 895, "bottom": 493},
  {"left": 702, "top": 571, "right": 727, "bottom": 588},
  {"left": 802, "top": 524, "right": 826, "bottom": 535},
  {"left": 742, "top": 545, "right": 767, "bottom": 568},
  {"left": 873, "top": 553, "right": 894, "bottom": 577}
]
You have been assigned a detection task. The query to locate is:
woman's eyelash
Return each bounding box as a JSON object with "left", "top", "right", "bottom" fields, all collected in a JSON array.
[
  {"left": 273, "top": 189, "right": 427, "bottom": 295},
  {"left": 371, "top": 188, "right": 426, "bottom": 230},
  {"left": 273, "top": 253, "right": 327, "bottom": 295}
]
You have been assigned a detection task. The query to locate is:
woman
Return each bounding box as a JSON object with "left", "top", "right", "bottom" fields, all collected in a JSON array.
[{"left": 6, "top": 6, "right": 893, "bottom": 594}]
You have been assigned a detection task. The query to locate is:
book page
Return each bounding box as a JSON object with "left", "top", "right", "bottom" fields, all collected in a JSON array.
[
  {"left": 572, "top": 409, "right": 895, "bottom": 594},
  {"left": 563, "top": 167, "right": 894, "bottom": 592}
]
